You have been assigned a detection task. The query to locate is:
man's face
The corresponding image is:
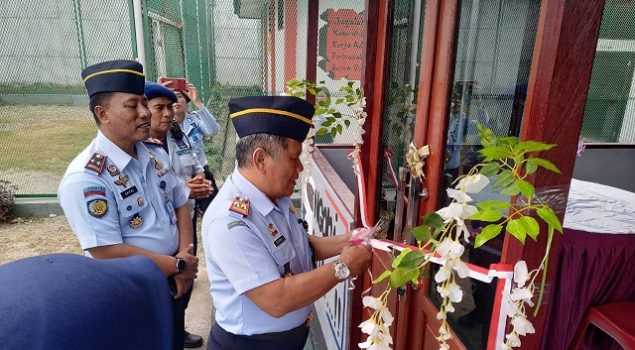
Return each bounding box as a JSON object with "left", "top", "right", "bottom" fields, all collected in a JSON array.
[
  {"left": 148, "top": 96, "right": 175, "bottom": 136},
  {"left": 173, "top": 92, "right": 187, "bottom": 115},
  {"left": 264, "top": 139, "right": 304, "bottom": 199},
  {"left": 101, "top": 93, "right": 151, "bottom": 142}
]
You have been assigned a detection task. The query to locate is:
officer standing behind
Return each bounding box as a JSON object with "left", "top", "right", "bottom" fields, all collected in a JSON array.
[
  {"left": 58, "top": 60, "right": 198, "bottom": 350},
  {"left": 202, "top": 96, "right": 373, "bottom": 349},
  {"left": 145, "top": 82, "right": 212, "bottom": 348}
]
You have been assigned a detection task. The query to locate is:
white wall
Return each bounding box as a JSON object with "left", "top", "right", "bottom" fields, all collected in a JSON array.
[{"left": 213, "top": 0, "right": 261, "bottom": 86}]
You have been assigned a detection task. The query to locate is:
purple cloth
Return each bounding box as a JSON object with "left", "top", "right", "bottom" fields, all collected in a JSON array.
[{"left": 541, "top": 229, "right": 635, "bottom": 350}]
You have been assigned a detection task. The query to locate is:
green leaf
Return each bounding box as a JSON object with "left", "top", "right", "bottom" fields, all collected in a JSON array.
[
  {"left": 537, "top": 207, "right": 563, "bottom": 233},
  {"left": 316, "top": 128, "right": 328, "bottom": 136},
  {"left": 500, "top": 182, "right": 521, "bottom": 196},
  {"left": 477, "top": 124, "right": 496, "bottom": 147},
  {"left": 498, "top": 137, "right": 520, "bottom": 147},
  {"left": 474, "top": 224, "right": 503, "bottom": 248},
  {"left": 531, "top": 158, "right": 561, "bottom": 174},
  {"left": 389, "top": 266, "right": 420, "bottom": 288},
  {"left": 396, "top": 249, "right": 425, "bottom": 268},
  {"left": 479, "top": 162, "right": 500, "bottom": 177},
  {"left": 322, "top": 120, "right": 332, "bottom": 127},
  {"left": 327, "top": 116, "right": 336, "bottom": 122},
  {"left": 525, "top": 159, "right": 539, "bottom": 174},
  {"left": 494, "top": 170, "right": 515, "bottom": 188},
  {"left": 519, "top": 216, "right": 540, "bottom": 240},
  {"left": 373, "top": 270, "right": 392, "bottom": 284},
  {"left": 477, "top": 200, "right": 510, "bottom": 210},
  {"left": 422, "top": 212, "right": 444, "bottom": 229},
  {"left": 480, "top": 146, "right": 513, "bottom": 160},
  {"left": 507, "top": 218, "right": 527, "bottom": 244},
  {"left": 518, "top": 141, "right": 557, "bottom": 152},
  {"left": 411, "top": 225, "right": 431, "bottom": 242},
  {"left": 516, "top": 179, "right": 535, "bottom": 198},
  {"left": 344, "top": 119, "right": 351, "bottom": 128},
  {"left": 391, "top": 248, "right": 411, "bottom": 268},
  {"left": 335, "top": 98, "right": 344, "bottom": 105},
  {"left": 470, "top": 208, "right": 503, "bottom": 222}
]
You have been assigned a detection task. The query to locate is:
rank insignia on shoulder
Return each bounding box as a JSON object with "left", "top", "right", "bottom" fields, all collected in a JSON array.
[
  {"left": 229, "top": 196, "right": 250, "bottom": 216},
  {"left": 114, "top": 175, "right": 129, "bottom": 188},
  {"left": 227, "top": 220, "right": 249, "bottom": 230},
  {"left": 268, "top": 223, "right": 279, "bottom": 237},
  {"left": 129, "top": 213, "right": 143, "bottom": 229},
  {"left": 85, "top": 153, "right": 107, "bottom": 174},
  {"left": 106, "top": 164, "right": 119, "bottom": 177},
  {"left": 87, "top": 198, "right": 108, "bottom": 218}
]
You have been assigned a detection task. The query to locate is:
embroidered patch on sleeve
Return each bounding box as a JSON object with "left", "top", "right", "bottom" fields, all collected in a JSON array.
[
  {"left": 87, "top": 199, "right": 108, "bottom": 218},
  {"left": 227, "top": 220, "right": 249, "bottom": 230},
  {"left": 83, "top": 186, "right": 107, "bottom": 198}
]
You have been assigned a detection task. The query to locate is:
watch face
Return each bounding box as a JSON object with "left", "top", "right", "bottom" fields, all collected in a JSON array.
[
  {"left": 177, "top": 258, "right": 186, "bottom": 273},
  {"left": 335, "top": 261, "right": 350, "bottom": 281}
]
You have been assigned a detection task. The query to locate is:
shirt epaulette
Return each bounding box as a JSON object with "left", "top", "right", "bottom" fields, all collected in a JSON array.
[
  {"left": 229, "top": 196, "right": 250, "bottom": 217},
  {"left": 84, "top": 152, "right": 107, "bottom": 174}
]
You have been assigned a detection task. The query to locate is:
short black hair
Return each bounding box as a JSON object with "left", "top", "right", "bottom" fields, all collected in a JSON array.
[
  {"left": 235, "top": 133, "right": 288, "bottom": 168},
  {"left": 89, "top": 92, "right": 115, "bottom": 125}
]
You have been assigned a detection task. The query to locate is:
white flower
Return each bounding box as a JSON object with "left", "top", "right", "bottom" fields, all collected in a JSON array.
[
  {"left": 380, "top": 307, "right": 394, "bottom": 327},
  {"left": 513, "top": 260, "right": 529, "bottom": 287},
  {"left": 436, "top": 238, "right": 465, "bottom": 260},
  {"left": 510, "top": 287, "right": 534, "bottom": 306},
  {"left": 359, "top": 320, "right": 377, "bottom": 335},
  {"left": 457, "top": 174, "right": 490, "bottom": 193},
  {"left": 435, "top": 266, "right": 452, "bottom": 283},
  {"left": 455, "top": 219, "right": 471, "bottom": 242},
  {"left": 437, "top": 281, "right": 463, "bottom": 303},
  {"left": 446, "top": 188, "right": 473, "bottom": 203},
  {"left": 362, "top": 296, "right": 383, "bottom": 310},
  {"left": 437, "top": 202, "right": 478, "bottom": 221},
  {"left": 511, "top": 315, "right": 535, "bottom": 336},
  {"left": 454, "top": 260, "right": 470, "bottom": 279},
  {"left": 506, "top": 331, "right": 522, "bottom": 347}
]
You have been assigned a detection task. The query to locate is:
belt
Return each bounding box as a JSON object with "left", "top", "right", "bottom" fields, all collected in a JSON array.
[{"left": 215, "top": 313, "right": 313, "bottom": 341}]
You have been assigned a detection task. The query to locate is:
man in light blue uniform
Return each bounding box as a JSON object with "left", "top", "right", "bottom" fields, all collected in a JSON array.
[
  {"left": 57, "top": 60, "right": 198, "bottom": 350},
  {"left": 145, "top": 81, "right": 212, "bottom": 348},
  {"left": 202, "top": 96, "right": 372, "bottom": 349},
  {"left": 172, "top": 81, "right": 220, "bottom": 213}
]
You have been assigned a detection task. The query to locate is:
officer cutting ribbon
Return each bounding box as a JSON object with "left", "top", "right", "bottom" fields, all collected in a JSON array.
[{"left": 202, "top": 96, "right": 373, "bottom": 349}]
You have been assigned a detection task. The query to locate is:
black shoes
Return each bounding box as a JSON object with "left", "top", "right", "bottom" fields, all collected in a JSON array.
[{"left": 184, "top": 331, "right": 203, "bottom": 348}]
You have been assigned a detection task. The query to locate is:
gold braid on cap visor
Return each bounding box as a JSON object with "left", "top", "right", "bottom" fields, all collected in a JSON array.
[
  {"left": 83, "top": 69, "right": 145, "bottom": 82},
  {"left": 229, "top": 108, "right": 313, "bottom": 126}
]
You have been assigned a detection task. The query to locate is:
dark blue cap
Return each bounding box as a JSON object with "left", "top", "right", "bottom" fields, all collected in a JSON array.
[
  {"left": 229, "top": 96, "right": 315, "bottom": 142},
  {"left": 81, "top": 60, "right": 145, "bottom": 97},
  {"left": 144, "top": 82, "right": 178, "bottom": 102}
]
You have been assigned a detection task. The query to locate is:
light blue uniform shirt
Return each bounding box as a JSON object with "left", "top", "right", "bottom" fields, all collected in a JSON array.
[
  {"left": 165, "top": 130, "right": 204, "bottom": 214},
  {"left": 58, "top": 131, "right": 190, "bottom": 256},
  {"left": 202, "top": 168, "right": 313, "bottom": 335},
  {"left": 180, "top": 106, "right": 219, "bottom": 167}
]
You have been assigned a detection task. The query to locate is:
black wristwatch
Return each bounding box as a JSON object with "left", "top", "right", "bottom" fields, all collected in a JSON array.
[{"left": 175, "top": 257, "right": 186, "bottom": 275}]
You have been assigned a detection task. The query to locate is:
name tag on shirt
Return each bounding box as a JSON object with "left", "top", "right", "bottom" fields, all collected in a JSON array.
[{"left": 164, "top": 200, "right": 177, "bottom": 225}]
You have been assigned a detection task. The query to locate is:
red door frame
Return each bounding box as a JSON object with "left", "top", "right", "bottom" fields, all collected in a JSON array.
[{"left": 353, "top": 0, "right": 607, "bottom": 349}]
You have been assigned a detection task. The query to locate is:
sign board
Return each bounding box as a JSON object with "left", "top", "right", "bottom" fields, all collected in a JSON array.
[
  {"left": 318, "top": 9, "right": 365, "bottom": 81},
  {"left": 304, "top": 154, "right": 355, "bottom": 350}
]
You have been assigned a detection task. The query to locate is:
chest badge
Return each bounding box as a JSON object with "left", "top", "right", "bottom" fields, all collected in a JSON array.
[
  {"left": 107, "top": 164, "right": 120, "bottom": 177},
  {"left": 229, "top": 196, "right": 250, "bottom": 217},
  {"left": 128, "top": 213, "right": 143, "bottom": 229},
  {"left": 268, "top": 223, "right": 279, "bottom": 237},
  {"left": 114, "top": 175, "right": 129, "bottom": 188},
  {"left": 87, "top": 198, "right": 108, "bottom": 218},
  {"left": 137, "top": 196, "right": 145, "bottom": 206},
  {"left": 154, "top": 159, "right": 163, "bottom": 170}
]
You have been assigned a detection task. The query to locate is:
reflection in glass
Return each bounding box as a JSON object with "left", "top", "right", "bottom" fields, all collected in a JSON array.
[{"left": 434, "top": 1, "right": 542, "bottom": 349}]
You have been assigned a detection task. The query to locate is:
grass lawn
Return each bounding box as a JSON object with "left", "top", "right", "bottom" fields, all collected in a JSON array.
[{"left": 0, "top": 105, "right": 96, "bottom": 193}]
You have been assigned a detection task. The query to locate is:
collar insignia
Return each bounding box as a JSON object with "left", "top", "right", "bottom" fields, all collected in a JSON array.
[
  {"left": 85, "top": 153, "right": 106, "bottom": 174},
  {"left": 107, "top": 163, "right": 120, "bottom": 177},
  {"left": 229, "top": 196, "right": 250, "bottom": 216},
  {"left": 268, "top": 223, "right": 279, "bottom": 237}
]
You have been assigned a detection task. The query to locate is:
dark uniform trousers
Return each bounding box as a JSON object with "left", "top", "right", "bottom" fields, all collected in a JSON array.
[{"left": 207, "top": 322, "right": 309, "bottom": 350}]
